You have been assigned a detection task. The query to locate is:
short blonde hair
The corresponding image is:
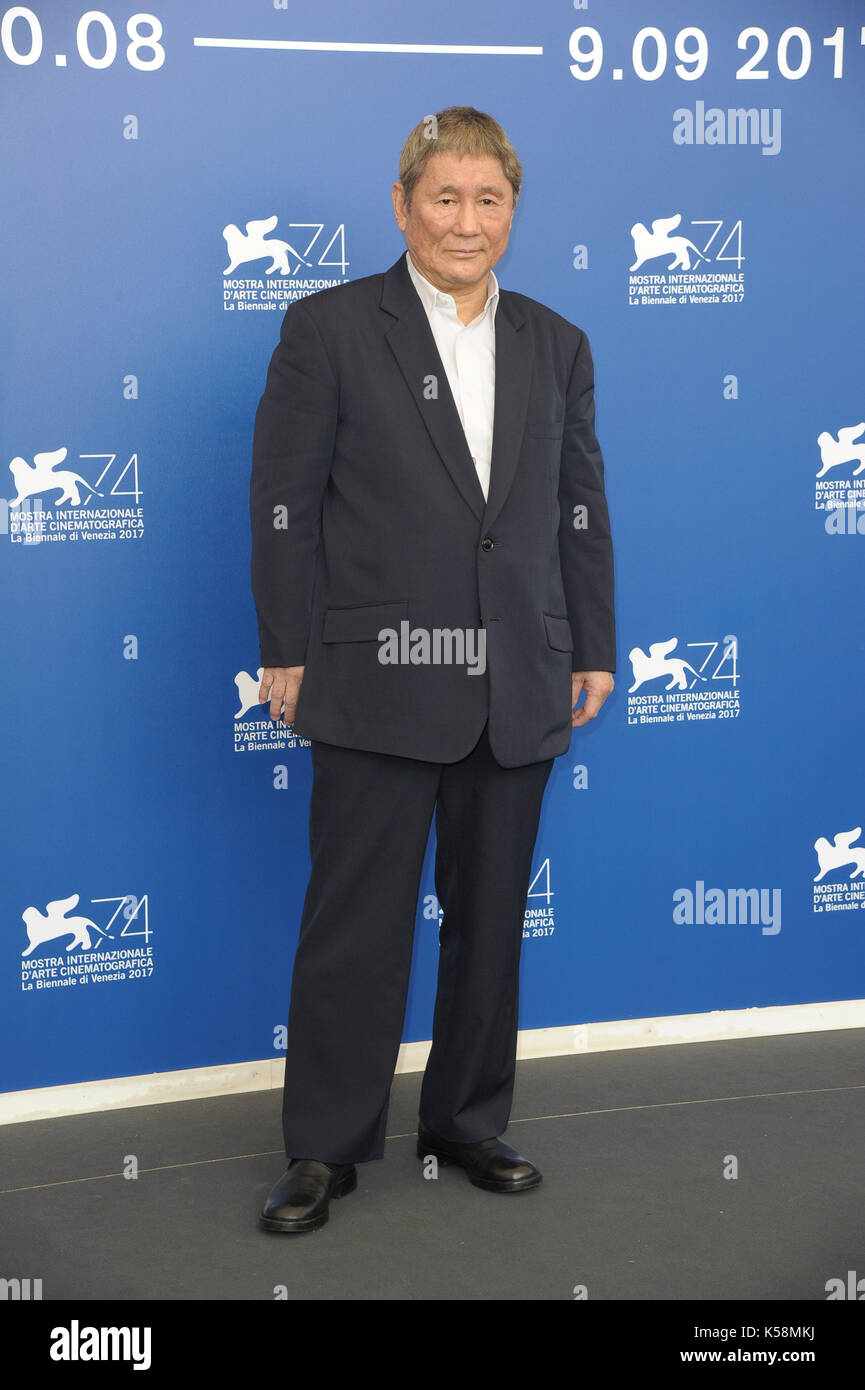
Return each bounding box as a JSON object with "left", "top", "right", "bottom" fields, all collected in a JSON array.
[{"left": 398, "top": 106, "right": 522, "bottom": 209}]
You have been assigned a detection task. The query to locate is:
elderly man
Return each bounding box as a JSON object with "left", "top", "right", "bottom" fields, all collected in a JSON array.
[{"left": 250, "top": 106, "right": 615, "bottom": 1233}]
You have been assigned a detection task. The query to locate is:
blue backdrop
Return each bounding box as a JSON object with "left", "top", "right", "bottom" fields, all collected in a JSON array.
[{"left": 3, "top": 0, "right": 863, "bottom": 1094}]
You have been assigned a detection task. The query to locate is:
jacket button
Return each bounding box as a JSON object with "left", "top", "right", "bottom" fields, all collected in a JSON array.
[{"left": 481, "top": 537, "right": 494, "bottom": 551}]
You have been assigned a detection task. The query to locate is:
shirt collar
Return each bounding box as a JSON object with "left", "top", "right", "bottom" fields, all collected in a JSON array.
[{"left": 405, "top": 250, "right": 499, "bottom": 322}]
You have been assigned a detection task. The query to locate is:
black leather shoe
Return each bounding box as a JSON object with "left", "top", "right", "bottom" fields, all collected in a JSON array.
[
  {"left": 259, "top": 1158, "right": 357, "bottom": 1233},
  {"left": 417, "top": 1121, "right": 541, "bottom": 1193}
]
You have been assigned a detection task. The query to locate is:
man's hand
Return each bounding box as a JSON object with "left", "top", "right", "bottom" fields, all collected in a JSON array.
[
  {"left": 571, "top": 670, "right": 614, "bottom": 728},
  {"left": 258, "top": 666, "right": 305, "bottom": 727}
]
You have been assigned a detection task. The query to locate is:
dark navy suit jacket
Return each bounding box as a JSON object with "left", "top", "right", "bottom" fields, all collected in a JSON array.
[{"left": 250, "top": 251, "right": 615, "bottom": 767}]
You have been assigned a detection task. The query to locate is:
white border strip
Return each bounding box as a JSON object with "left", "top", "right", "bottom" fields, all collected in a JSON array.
[
  {"left": 2, "top": 999, "right": 863, "bottom": 1126},
  {"left": 193, "top": 37, "right": 543, "bottom": 55}
]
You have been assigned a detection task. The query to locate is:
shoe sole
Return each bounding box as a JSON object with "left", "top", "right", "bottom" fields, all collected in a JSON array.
[
  {"left": 258, "top": 1166, "right": 357, "bottom": 1233},
  {"left": 417, "top": 1142, "right": 542, "bottom": 1193}
]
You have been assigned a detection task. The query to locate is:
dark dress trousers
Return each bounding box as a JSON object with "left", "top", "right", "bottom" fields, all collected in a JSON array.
[{"left": 250, "top": 252, "right": 615, "bottom": 1162}]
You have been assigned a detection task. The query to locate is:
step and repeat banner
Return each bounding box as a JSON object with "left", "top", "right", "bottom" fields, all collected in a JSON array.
[{"left": 2, "top": 1, "right": 863, "bottom": 1095}]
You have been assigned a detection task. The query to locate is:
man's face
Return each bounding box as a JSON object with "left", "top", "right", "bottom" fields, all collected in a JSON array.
[{"left": 392, "top": 151, "right": 516, "bottom": 295}]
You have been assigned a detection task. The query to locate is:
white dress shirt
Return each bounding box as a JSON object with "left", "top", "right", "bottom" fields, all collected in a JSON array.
[{"left": 405, "top": 249, "right": 498, "bottom": 501}]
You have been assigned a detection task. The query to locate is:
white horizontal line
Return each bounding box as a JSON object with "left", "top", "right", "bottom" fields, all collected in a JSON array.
[{"left": 193, "top": 36, "right": 543, "bottom": 55}]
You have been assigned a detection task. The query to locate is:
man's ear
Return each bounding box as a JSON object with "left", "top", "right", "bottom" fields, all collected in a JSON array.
[{"left": 392, "top": 182, "right": 408, "bottom": 230}]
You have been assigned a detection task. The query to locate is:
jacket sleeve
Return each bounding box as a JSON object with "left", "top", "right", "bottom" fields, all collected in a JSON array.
[
  {"left": 249, "top": 302, "right": 338, "bottom": 667},
  {"left": 558, "top": 329, "right": 616, "bottom": 673}
]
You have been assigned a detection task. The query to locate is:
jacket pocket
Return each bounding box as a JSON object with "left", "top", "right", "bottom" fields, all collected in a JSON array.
[
  {"left": 322, "top": 599, "right": 409, "bottom": 643},
  {"left": 543, "top": 612, "right": 574, "bottom": 652}
]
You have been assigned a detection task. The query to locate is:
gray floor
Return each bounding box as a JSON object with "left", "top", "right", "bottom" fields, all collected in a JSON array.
[{"left": 2, "top": 1029, "right": 863, "bottom": 1301}]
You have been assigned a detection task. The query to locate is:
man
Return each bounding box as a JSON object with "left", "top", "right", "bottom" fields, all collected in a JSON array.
[{"left": 250, "top": 107, "right": 615, "bottom": 1234}]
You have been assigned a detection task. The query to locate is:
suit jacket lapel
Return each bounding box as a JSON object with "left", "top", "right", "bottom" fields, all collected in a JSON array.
[
  {"left": 381, "top": 255, "right": 486, "bottom": 521},
  {"left": 482, "top": 291, "right": 531, "bottom": 534},
  {"left": 380, "top": 254, "right": 532, "bottom": 529}
]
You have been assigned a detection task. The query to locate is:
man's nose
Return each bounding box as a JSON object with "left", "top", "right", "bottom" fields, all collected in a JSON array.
[{"left": 452, "top": 204, "right": 482, "bottom": 235}]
